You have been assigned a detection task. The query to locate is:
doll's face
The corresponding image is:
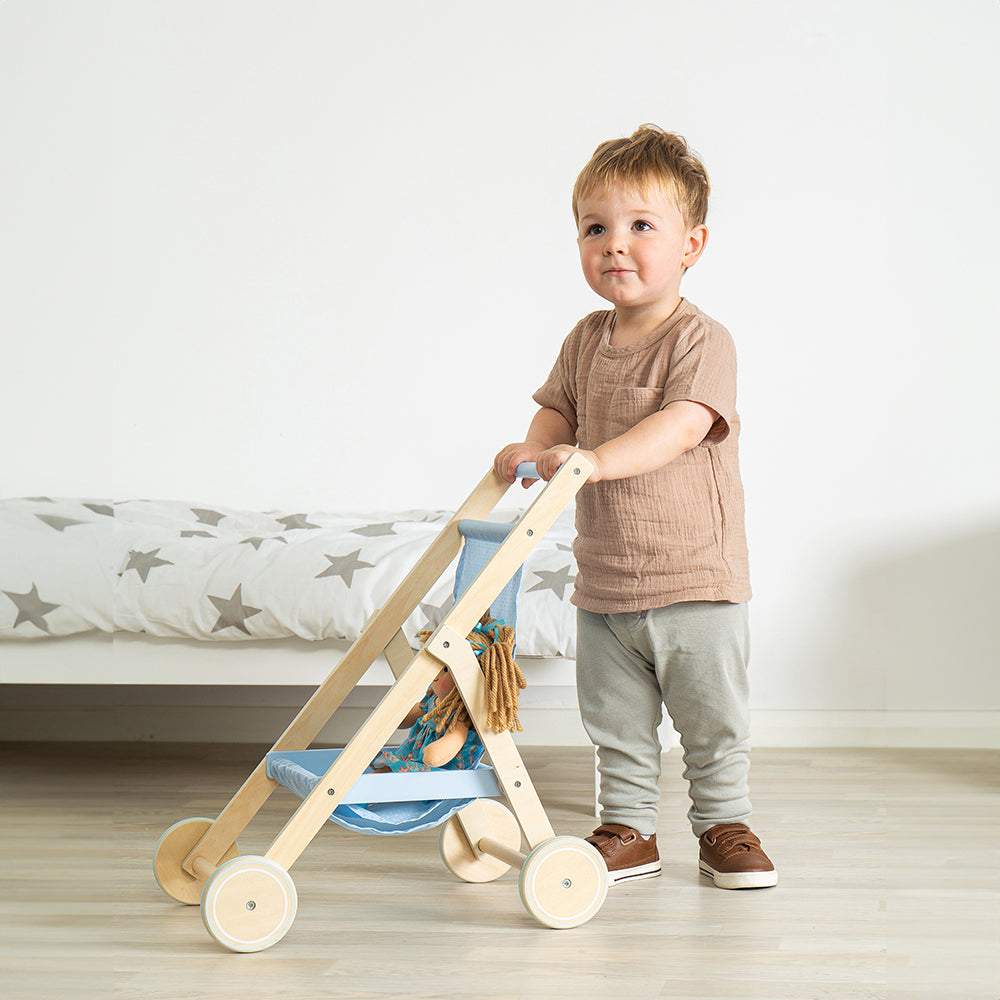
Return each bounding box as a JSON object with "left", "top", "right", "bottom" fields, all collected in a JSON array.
[{"left": 431, "top": 667, "right": 455, "bottom": 699}]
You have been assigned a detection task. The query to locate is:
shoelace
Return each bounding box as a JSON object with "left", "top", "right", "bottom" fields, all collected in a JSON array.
[{"left": 707, "top": 826, "right": 763, "bottom": 857}]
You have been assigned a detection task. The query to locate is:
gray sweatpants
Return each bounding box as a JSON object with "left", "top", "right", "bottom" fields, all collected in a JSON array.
[{"left": 576, "top": 601, "right": 752, "bottom": 838}]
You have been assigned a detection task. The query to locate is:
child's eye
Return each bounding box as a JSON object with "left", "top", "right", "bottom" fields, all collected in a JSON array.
[
  {"left": 585, "top": 224, "right": 605, "bottom": 237},
  {"left": 633, "top": 220, "right": 653, "bottom": 232}
]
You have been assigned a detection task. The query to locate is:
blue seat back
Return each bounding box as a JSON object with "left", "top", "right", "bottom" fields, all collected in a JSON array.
[{"left": 454, "top": 519, "right": 522, "bottom": 633}]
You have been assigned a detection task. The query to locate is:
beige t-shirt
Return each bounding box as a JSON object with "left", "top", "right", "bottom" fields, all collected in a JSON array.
[{"left": 533, "top": 299, "right": 751, "bottom": 613}]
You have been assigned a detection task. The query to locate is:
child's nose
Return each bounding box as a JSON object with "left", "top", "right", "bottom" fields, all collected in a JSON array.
[{"left": 603, "top": 231, "right": 629, "bottom": 254}]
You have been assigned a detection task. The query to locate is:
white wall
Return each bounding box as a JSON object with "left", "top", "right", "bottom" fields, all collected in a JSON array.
[{"left": 2, "top": 0, "right": 998, "bottom": 737}]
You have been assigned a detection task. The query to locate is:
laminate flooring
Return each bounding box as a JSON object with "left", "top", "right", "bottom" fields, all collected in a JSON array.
[{"left": 1, "top": 743, "right": 997, "bottom": 1000}]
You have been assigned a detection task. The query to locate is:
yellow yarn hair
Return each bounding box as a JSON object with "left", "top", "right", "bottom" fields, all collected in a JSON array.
[{"left": 418, "top": 612, "right": 527, "bottom": 735}]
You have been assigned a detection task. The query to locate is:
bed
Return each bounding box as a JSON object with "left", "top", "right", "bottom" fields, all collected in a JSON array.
[{"left": 0, "top": 496, "right": 582, "bottom": 742}]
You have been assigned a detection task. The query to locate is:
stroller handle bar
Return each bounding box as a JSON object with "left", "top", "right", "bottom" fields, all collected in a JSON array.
[{"left": 515, "top": 462, "right": 538, "bottom": 479}]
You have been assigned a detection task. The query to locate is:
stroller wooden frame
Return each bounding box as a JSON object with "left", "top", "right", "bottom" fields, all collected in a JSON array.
[{"left": 153, "top": 456, "right": 609, "bottom": 950}]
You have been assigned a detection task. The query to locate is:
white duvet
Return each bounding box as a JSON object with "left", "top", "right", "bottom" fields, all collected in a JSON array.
[{"left": 0, "top": 498, "right": 578, "bottom": 657}]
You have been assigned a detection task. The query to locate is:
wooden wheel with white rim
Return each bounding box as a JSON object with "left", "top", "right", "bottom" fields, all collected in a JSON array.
[
  {"left": 518, "top": 836, "right": 608, "bottom": 929},
  {"left": 439, "top": 799, "right": 521, "bottom": 883},
  {"left": 153, "top": 817, "right": 240, "bottom": 905},
  {"left": 201, "top": 856, "right": 298, "bottom": 953}
]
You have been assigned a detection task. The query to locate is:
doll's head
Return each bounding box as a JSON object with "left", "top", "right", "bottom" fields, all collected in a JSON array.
[{"left": 421, "top": 612, "right": 526, "bottom": 735}]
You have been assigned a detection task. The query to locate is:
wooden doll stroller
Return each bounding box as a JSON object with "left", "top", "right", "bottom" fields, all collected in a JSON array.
[{"left": 152, "top": 456, "right": 609, "bottom": 951}]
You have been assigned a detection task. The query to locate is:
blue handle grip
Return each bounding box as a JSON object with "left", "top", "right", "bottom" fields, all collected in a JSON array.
[{"left": 515, "top": 462, "right": 538, "bottom": 480}]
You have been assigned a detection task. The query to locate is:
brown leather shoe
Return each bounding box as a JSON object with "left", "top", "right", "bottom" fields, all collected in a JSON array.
[
  {"left": 585, "top": 824, "right": 661, "bottom": 884},
  {"left": 698, "top": 823, "right": 777, "bottom": 889}
]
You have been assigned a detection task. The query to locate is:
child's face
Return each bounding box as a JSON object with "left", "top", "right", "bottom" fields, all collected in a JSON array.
[{"left": 576, "top": 181, "right": 707, "bottom": 317}]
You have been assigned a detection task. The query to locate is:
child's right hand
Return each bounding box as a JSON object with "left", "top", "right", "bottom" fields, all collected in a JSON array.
[
  {"left": 494, "top": 442, "right": 543, "bottom": 487},
  {"left": 536, "top": 446, "right": 602, "bottom": 484}
]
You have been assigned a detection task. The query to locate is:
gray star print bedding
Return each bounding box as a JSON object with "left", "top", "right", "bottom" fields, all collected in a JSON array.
[{"left": 0, "top": 498, "right": 578, "bottom": 657}]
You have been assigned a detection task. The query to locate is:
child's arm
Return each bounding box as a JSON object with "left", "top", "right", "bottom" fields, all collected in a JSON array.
[
  {"left": 494, "top": 407, "right": 577, "bottom": 487},
  {"left": 421, "top": 721, "right": 470, "bottom": 768},
  {"left": 535, "top": 400, "right": 717, "bottom": 483}
]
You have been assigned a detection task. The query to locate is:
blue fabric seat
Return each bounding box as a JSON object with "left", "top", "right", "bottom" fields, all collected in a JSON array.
[{"left": 266, "top": 748, "right": 502, "bottom": 835}]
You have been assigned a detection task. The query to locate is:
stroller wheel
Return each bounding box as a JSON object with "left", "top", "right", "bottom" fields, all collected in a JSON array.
[
  {"left": 519, "top": 836, "right": 608, "bottom": 929},
  {"left": 153, "top": 817, "right": 240, "bottom": 905},
  {"left": 201, "top": 856, "right": 297, "bottom": 952},
  {"left": 439, "top": 799, "right": 521, "bottom": 883}
]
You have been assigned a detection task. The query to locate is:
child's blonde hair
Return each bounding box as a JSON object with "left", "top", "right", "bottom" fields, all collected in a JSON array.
[{"left": 572, "top": 124, "right": 710, "bottom": 230}]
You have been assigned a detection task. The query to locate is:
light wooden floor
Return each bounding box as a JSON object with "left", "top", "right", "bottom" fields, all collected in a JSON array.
[{"left": 1, "top": 743, "right": 998, "bottom": 1000}]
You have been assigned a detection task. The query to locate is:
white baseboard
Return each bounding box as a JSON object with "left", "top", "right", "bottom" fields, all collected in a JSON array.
[
  {"left": 0, "top": 685, "right": 593, "bottom": 746},
  {"left": 1, "top": 688, "right": 996, "bottom": 748}
]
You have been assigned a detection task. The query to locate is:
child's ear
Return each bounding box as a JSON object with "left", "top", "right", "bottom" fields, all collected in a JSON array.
[{"left": 683, "top": 225, "right": 708, "bottom": 269}]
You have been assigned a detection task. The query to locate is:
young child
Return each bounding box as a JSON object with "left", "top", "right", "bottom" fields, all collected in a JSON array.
[{"left": 494, "top": 125, "right": 776, "bottom": 889}]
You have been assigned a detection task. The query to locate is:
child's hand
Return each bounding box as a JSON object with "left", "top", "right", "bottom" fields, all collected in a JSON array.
[
  {"left": 494, "top": 442, "right": 545, "bottom": 488},
  {"left": 535, "top": 446, "right": 602, "bottom": 483}
]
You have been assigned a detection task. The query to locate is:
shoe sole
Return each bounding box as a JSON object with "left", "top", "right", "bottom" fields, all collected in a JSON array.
[
  {"left": 607, "top": 860, "right": 662, "bottom": 885},
  {"left": 699, "top": 859, "right": 778, "bottom": 889}
]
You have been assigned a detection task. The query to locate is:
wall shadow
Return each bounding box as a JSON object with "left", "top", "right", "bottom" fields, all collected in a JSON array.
[{"left": 827, "top": 521, "right": 1000, "bottom": 713}]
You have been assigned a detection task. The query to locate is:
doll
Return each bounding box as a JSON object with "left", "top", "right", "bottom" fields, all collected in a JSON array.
[{"left": 370, "top": 613, "right": 526, "bottom": 773}]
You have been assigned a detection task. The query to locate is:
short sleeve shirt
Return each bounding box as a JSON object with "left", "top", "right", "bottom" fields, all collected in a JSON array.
[{"left": 532, "top": 299, "right": 751, "bottom": 613}]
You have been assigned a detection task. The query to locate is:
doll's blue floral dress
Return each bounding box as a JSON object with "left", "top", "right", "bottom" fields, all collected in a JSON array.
[{"left": 370, "top": 689, "right": 483, "bottom": 773}]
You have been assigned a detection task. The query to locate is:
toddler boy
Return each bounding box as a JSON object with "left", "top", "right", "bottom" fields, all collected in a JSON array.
[{"left": 494, "top": 125, "right": 776, "bottom": 889}]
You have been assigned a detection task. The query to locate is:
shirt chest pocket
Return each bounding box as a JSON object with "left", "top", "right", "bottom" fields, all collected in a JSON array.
[{"left": 599, "top": 386, "right": 665, "bottom": 442}]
